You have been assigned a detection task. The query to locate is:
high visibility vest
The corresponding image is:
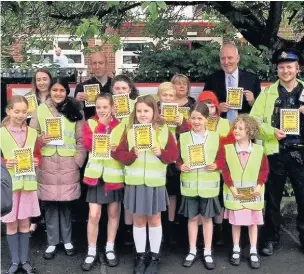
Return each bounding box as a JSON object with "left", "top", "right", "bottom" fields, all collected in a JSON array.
[
  {"left": 180, "top": 131, "right": 220, "bottom": 198},
  {"left": 37, "top": 103, "right": 76, "bottom": 157},
  {"left": 84, "top": 119, "right": 124, "bottom": 183},
  {"left": 250, "top": 79, "right": 304, "bottom": 155},
  {"left": 124, "top": 125, "right": 169, "bottom": 187},
  {"left": 223, "top": 143, "right": 265, "bottom": 210},
  {"left": 1, "top": 126, "right": 38, "bottom": 192}
]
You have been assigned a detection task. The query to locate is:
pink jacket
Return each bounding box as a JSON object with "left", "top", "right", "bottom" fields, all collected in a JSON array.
[{"left": 30, "top": 98, "right": 86, "bottom": 201}]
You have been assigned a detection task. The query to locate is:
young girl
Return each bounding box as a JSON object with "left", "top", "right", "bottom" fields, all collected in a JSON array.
[
  {"left": 171, "top": 74, "right": 196, "bottom": 110},
  {"left": 81, "top": 93, "right": 124, "bottom": 271},
  {"left": 30, "top": 78, "right": 86, "bottom": 260},
  {"left": 197, "top": 90, "right": 231, "bottom": 245},
  {"left": 216, "top": 114, "right": 269, "bottom": 269},
  {"left": 112, "top": 95, "right": 178, "bottom": 274},
  {"left": 157, "top": 82, "right": 190, "bottom": 245},
  {"left": 177, "top": 102, "right": 221, "bottom": 270},
  {"left": 111, "top": 74, "right": 139, "bottom": 246},
  {"left": 26, "top": 68, "right": 53, "bottom": 236},
  {"left": 1, "top": 95, "right": 41, "bottom": 274}
]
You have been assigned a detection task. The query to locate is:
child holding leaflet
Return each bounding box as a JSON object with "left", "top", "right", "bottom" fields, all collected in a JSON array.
[
  {"left": 1, "top": 95, "right": 41, "bottom": 274},
  {"left": 81, "top": 93, "right": 124, "bottom": 270},
  {"left": 177, "top": 102, "right": 221, "bottom": 270},
  {"left": 216, "top": 114, "right": 269, "bottom": 269},
  {"left": 112, "top": 95, "right": 178, "bottom": 274}
]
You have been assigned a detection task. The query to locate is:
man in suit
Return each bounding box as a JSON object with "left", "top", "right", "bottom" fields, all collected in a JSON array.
[
  {"left": 74, "top": 51, "right": 112, "bottom": 120},
  {"left": 203, "top": 42, "right": 261, "bottom": 122}
]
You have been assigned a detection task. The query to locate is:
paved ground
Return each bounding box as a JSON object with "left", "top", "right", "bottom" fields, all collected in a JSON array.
[{"left": 1, "top": 219, "right": 304, "bottom": 274}]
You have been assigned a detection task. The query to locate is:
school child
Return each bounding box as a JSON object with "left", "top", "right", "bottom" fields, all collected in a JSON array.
[
  {"left": 111, "top": 74, "right": 139, "bottom": 245},
  {"left": 197, "top": 90, "right": 231, "bottom": 245},
  {"left": 177, "top": 102, "right": 221, "bottom": 270},
  {"left": 157, "top": 82, "right": 190, "bottom": 245},
  {"left": 171, "top": 74, "right": 196, "bottom": 110},
  {"left": 216, "top": 114, "right": 269, "bottom": 269},
  {"left": 30, "top": 78, "right": 86, "bottom": 260},
  {"left": 112, "top": 95, "right": 178, "bottom": 274},
  {"left": 1, "top": 95, "right": 41, "bottom": 274},
  {"left": 81, "top": 93, "right": 124, "bottom": 270}
]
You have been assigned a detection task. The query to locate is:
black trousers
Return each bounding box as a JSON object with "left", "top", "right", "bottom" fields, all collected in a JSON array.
[{"left": 264, "top": 148, "right": 304, "bottom": 246}]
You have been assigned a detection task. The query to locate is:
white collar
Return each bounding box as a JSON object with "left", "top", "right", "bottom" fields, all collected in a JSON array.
[
  {"left": 235, "top": 141, "right": 252, "bottom": 153},
  {"left": 225, "top": 67, "right": 239, "bottom": 79},
  {"left": 95, "top": 75, "right": 108, "bottom": 87},
  {"left": 191, "top": 130, "right": 209, "bottom": 143}
]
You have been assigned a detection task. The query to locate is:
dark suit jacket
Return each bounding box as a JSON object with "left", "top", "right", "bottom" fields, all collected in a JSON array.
[
  {"left": 203, "top": 69, "right": 261, "bottom": 118},
  {"left": 74, "top": 77, "right": 112, "bottom": 120}
]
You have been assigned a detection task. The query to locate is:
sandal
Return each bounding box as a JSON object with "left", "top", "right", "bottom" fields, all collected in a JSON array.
[
  {"left": 203, "top": 254, "right": 216, "bottom": 270},
  {"left": 182, "top": 253, "right": 197, "bottom": 267},
  {"left": 105, "top": 250, "right": 119, "bottom": 267},
  {"left": 81, "top": 254, "right": 99, "bottom": 271},
  {"left": 249, "top": 253, "right": 261, "bottom": 269},
  {"left": 230, "top": 250, "right": 241, "bottom": 266}
]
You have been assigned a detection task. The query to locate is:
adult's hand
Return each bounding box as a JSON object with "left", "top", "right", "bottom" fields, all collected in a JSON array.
[
  {"left": 219, "top": 102, "right": 230, "bottom": 113},
  {"left": 76, "top": 92, "right": 88, "bottom": 102},
  {"left": 274, "top": 128, "right": 286, "bottom": 140},
  {"left": 244, "top": 90, "right": 255, "bottom": 106}
]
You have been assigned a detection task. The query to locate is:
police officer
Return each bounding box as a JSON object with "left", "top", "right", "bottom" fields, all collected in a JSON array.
[{"left": 250, "top": 48, "right": 304, "bottom": 255}]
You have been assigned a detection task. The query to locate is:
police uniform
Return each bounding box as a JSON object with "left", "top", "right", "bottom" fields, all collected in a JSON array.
[{"left": 250, "top": 49, "right": 304, "bottom": 255}]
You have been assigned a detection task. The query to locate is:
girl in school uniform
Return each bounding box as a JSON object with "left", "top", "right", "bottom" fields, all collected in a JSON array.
[
  {"left": 177, "top": 102, "right": 222, "bottom": 270},
  {"left": 197, "top": 90, "right": 231, "bottom": 246},
  {"left": 111, "top": 74, "right": 139, "bottom": 245},
  {"left": 81, "top": 93, "right": 124, "bottom": 271},
  {"left": 1, "top": 95, "right": 41, "bottom": 274},
  {"left": 216, "top": 114, "right": 269, "bottom": 269},
  {"left": 30, "top": 78, "right": 86, "bottom": 260},
  {"left": 157, "top": 82, "right": 191, "bottom": 245},
  {"left": 112, "top": 95, "right": 178, "bottom": 274},
  {"left": 26, "top": 68, "right": 53, "bottom": 236}
]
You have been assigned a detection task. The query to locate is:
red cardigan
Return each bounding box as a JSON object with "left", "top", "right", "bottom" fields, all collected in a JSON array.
[
  {"left": 111, "top": 129, "right": 178, "bottom": 166},
  {"left": 82, "top": 115, "right": 123, "bottom": 190},
  {"left": 216, "top": 142, "right": 269, "bottom": 188}
]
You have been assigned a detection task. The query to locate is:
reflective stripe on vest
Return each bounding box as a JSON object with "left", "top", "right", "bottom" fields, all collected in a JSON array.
[
  {"left": 37, "top": 103, "right": 76, "bottom": 157},
  {"left": 223, "top": 143, "right": 265, "bottom": 210},
  {"left": 180, "top": 131, "right": 220, "bottom": 198},
  {"left": 84, "top": 119, "right": 125, "bottom": 183},
  {"left": 124, "top": 125, "right": 169, "bottom": 187},
  {"left": 0, "top": 127, "right": 38, "bottom": 192}
]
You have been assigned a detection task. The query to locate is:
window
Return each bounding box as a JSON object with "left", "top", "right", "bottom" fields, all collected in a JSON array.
[{"left": 27, "top": 36, "right": 86, "bottom": 69}]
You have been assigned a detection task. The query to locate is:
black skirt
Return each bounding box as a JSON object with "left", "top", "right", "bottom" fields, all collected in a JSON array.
[
  {"left": 86, "top": 180, "right": 124, "bottom": 205},
  {"left": 179, "top": 196, "right": 221, "bottom": 219}
]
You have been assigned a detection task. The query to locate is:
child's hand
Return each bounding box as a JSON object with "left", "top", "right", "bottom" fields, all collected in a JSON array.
[
  {"left": 175, "top": 115, "right": 182, "bottom": 126},
  {"left": 206, "top": 163, "right": 217, "bottom": 171},
  {"left": 230, "top": 186, "right": 245, "bottom": 199},
  {"left": 180, "top": 164, "right": 191, "bottom": 172},
  {"left": 110, "top": 145, "right": 117, "bottom": 152},
  {"left": 6, "top": 159, "right": 17, "bottom": 168},
  {"left": 152, "top": 146, "right": 161, "bottom": 156},
  {"left": 133, "top": 147, "right": 139, "bottom": 156},
  {"left": 159, "top": 114, "right": 165, "bottom": 121},
  {"left": 40, "top": 133, "right": 53, "bottom": 144},
  {"left": 98, "top": 112, "right": 111, "bottom": 124},
  {"left": 251, "top": 185, "right": 262, "bottom": 197},
  {"left": 33, "top": 157, "right": 39, "bottom": 167}
]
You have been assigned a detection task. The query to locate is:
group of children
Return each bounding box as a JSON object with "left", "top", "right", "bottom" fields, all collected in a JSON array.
[{"left": 1, "top": 72, "right": 268, "bottom": 274}]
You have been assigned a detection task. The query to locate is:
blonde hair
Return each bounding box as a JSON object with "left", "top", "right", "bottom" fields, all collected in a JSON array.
[
  {"left": 233, "top": 114, "right": 260, "bottom": 140},
  {"left": 129, "top": 94, "right": 163, "bottom": 129},
  {"left": 157, "top": 82, "right": 176, "bottom": 97},
  {"left": 171, "top": 74, "right": 190, "bottom": 95},
  {"left": 2, "top": 95, "right": 29, "bottom": 126}
]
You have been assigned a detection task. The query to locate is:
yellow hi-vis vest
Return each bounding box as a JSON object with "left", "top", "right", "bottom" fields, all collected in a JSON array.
[
  {"left": 1, "top": 126, "right": 38, "bottom": 192},
  {"left": 124, "top": 125, "right": 169, "bottom": 187},
  {"left": 180, "top": 131, "right": 220, "bottom": 198},
  {"left": 217, "top": 118, "right": 230, "bottom": 137},
  {"left": 37, "top": 103, "right": 76, "bottom": 157},
  {"left": 223, "top": 143, "right": 265, "bottom": 211},
  {"left": 84, "top": 119, "right": 124, "bottom": 183}
]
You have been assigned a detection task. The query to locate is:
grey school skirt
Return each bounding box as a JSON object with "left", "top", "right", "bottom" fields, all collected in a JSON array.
[
  {"left": 86, "top": 180, "right": 124, "bottom": 205},
  {"left": 179, "top": 196, "right": 221, "bottom": 219},
  {"left": 124, "top": 185, "right": 169, "bottom": 216}
]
